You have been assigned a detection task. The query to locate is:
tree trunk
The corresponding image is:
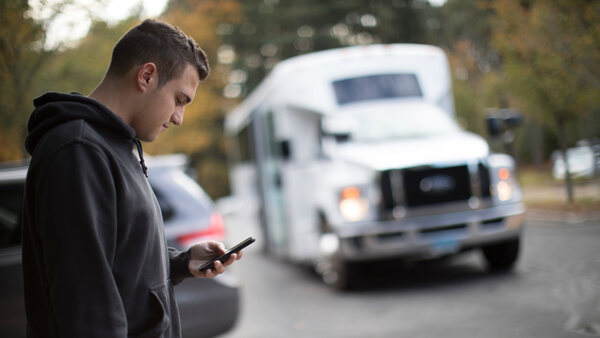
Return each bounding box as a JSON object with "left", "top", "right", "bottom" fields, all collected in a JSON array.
[
  {"left": 533, "top": 122, "right": 545, "bottom": 171},
  {"left": 557, "top": 119, "right": 574, "bottom": 204}
]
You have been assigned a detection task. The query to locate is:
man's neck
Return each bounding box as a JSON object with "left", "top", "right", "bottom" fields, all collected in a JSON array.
[{"left": 89, "top": 79, "right": 132, "bottom": 125}]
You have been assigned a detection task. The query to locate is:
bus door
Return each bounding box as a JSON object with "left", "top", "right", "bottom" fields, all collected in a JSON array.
[{"left": 255, "top": 109, "right": 288, "bottom": 255}]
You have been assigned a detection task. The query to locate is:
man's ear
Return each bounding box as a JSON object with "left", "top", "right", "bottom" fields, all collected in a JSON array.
[{"left": 137, "top": 63, "right": 158, "bottom": 91}]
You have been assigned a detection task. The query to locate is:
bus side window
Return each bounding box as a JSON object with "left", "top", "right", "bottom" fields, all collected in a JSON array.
[
  {"left": 238, "top": 125, "right": 251, "bottom": 164},
  {"left": 279, "top": 140, "right": 291, "bottom": 160}
]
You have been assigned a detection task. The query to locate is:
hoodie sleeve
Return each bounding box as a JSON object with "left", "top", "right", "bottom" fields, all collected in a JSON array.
[
  {"left": 168, "top": 247, "right": 193, "bottom": 284},
  {"left": 34, "top": 142, "right": 127, "bottom": 337}
]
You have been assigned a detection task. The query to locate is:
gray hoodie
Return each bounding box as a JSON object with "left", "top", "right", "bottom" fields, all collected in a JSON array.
[{"left": 22, "top": 92, "right": 191, "bottom": 337}]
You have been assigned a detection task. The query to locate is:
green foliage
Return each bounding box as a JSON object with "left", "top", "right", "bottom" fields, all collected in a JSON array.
[
  {"left": 437, "top": 1, "right": 508, "bottom": 135},
  {"left": 492, "top": 0, "right": 600, "bottom": 132},
  {"left": 1, "top": 0, "right": 598, "bottom": 199},
  {"left": 143, "top": 0, "right": 243, "bottom": 198},
  {"left": 491, "top": 0, "right": 600, "bottom": 202},
  {"left": 36, "top": 20, "right": 134, "bottom": 96},
  {"left": 0, "top": 0, "right": 109, "bottom": 161},
  {"left": 219, "top": 0, "right": 439, "bottom": 94},
  {"left": 0, "top": 0, "right": 49, "bottom": 160},
  {"left": 0, "top": 0, "right": 243, "bottom": 198}
]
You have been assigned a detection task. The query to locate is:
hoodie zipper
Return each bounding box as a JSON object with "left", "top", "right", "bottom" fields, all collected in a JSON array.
[{"left": 133, "top": 138, "right": 148, "bottom": 177}]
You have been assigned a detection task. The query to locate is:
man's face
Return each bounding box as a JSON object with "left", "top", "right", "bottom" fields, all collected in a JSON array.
[{"left": 132, "top": 64, "right": 200, "bottom": 142}]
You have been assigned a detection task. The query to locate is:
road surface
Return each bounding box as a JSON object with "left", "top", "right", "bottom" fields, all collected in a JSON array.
[{"left": 217, "top": 213, "right": 600, "bottom": 338}]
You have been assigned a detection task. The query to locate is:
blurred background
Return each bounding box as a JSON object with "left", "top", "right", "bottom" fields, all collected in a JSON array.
[
  {"left": 1, "top": 0, "right": 598, "bottom": 208},
  {"left": 1, "top": 1, "right": 600, "bottom": 337}
]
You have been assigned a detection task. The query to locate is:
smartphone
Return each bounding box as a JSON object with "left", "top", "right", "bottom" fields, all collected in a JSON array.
[{"left": 198, "top": 237, "right": 255, "bottom": 272}]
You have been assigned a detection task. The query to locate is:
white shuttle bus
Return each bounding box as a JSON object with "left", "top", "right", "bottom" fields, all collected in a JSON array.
[{"left": 225, "top": 44, "right": 526, "bottom": 289}]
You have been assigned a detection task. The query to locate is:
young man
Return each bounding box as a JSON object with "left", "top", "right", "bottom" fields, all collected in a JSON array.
[{"left": 21, "top": 19, "right": 242, "bottom": 337}]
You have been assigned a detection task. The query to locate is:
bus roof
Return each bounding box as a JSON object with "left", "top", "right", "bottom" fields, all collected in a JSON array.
[{"left": 225, "top": 44, "right": 450, "bottom": 133}]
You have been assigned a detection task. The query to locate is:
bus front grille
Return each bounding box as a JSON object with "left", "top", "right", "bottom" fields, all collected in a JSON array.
[{"left": 381, "top": 165, "right": 477, "bottom": 209}]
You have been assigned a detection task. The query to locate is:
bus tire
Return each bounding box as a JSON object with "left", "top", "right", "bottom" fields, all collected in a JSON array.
[
  {"left": 328, "top": 258, "right": 360, "bottom": 291},
  {"left": 481, "top": 237, "right": 520, "bottom": 271}
]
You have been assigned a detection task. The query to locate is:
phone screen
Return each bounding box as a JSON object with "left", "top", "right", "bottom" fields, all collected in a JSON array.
[{"left": 198, "top": 237, "right": 255, "bottom": 272}]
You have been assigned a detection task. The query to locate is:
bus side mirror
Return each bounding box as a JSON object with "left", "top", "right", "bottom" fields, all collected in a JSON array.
[
  {"left": 485, "top": 108, "right": 523, "bottom": 138},
  {"left": 504, "top": 114, "right": 523, "bottom": 128},
  {"left": 487, "top": 117, "right": 502, "bottom": 137},
  {"left": 279, "top": 140, "right": 291, "bottom": 160}
]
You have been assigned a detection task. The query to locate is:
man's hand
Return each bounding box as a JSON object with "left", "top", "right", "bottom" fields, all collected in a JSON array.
[{"left": 188, "top": 240, "right": 243, "bottom": 278}]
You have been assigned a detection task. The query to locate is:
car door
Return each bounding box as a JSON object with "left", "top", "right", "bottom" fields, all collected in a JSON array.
[{"left": 0, "top": 171, "right": 27, "bottom": 337}]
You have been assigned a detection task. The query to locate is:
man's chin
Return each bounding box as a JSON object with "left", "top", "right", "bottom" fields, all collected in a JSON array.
[{"left": 138, "top": 134, "right": 159, "bottom": 143}]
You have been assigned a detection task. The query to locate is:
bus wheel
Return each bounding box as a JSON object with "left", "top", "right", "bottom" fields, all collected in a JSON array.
[
  {"left": 323, "top": 258, "right": 360, "bottom": 291},
  {"left": 481, "top": 237, "right": 520, "bottom": 271}
]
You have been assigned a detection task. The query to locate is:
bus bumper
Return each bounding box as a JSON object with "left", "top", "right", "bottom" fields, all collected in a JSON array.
[{"left": 332, "top": 203, "right": 526, "bottom": 262}]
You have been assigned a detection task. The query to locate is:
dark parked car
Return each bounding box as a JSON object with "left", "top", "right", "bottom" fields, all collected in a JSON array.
[{"left": 0, "top": 155, "right": 240, "bottom": 338}]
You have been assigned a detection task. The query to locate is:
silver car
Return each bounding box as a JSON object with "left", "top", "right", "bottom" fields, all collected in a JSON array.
[{"left": 0, "top": 155, "right": 240, "bottom": 338}]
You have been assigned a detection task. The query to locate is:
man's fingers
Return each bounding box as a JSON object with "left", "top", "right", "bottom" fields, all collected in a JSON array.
[
  {"left": 189, "top": 244, "right": 244, "bottom": 279},
  {"left": 212, "top": 260, "right": 227, "bottom": 273},
  {"left": 220, "top": 253, "right": 237, "bottom": 268},
  {"left": 201, "top": 269, "right": 216, "bottom": 278}
]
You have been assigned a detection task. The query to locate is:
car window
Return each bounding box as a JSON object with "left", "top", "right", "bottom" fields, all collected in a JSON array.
[
  {"left": 152, "top": 187, "right": 175, "bottom": 223},
  {"left": 0, "top": 182, "right": 24, "bottom": 248}
]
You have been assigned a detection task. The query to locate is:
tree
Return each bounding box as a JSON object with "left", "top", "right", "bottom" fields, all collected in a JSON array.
[
  {"left": 0, "top": 0, "right": 109, "bottom": 161},
  {"left": 36, "top": 20, "right": 129, "bottom": 96},
  {"left": 218, "top": 0, "right": 435, "bottom": 97},
  {"left": 492, "top": 0, "right": 600, "bottom": 203},
  {"left": 435, "top": 0, "right": 524, "bottom": 142},
  {"left": 0, "top": 0, "right": 50, "bottom": 160},
  {"left": 11, "top": 0, "right": 245, "bottom": 198}
]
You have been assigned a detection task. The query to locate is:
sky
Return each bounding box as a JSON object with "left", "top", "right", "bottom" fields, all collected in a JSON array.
[
  {"left": 429, "top": 0, "right": 447, "bottom": 6},
  {"left": 31, "top": 0, "right": 169, "bottom": 48}
]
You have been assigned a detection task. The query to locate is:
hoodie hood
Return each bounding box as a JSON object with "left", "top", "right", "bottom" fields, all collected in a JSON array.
[
  {"left": 26, "top": 92, "right": 148, "bottom": 177},
  {"left": 26, "top": 92, "right": 137, "bottom": 155}
]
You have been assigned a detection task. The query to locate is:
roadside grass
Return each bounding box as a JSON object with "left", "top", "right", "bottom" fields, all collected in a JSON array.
[
  {"left": 518, "top": 165, "right": 600, "bottom": 212},
  {"left": 518, "top": 165, "right": 556, "bottom": 186},
  {"left": 523, "top": 198, "right": 600, "bottom": 212}
]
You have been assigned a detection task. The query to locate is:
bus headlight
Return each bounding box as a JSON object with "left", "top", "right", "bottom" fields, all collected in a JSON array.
[
  {"left": 494, "top": 167, "right": 513, "bottom": 201},
  {"left": 497, "top": 181, "right": 512, "bottom": 201},
  {"left": 339, "top": 186, "right": 369, "bottom": 222}
]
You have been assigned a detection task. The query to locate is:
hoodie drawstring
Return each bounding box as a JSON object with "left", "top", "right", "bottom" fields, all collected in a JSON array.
[{"left": 133, "top": 138, "right": 148, "bottom": 177}]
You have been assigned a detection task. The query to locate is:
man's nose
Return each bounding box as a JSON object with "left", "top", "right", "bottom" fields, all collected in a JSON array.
[{"left": 171, "top": 107, "right": 184, "bottom": 126}]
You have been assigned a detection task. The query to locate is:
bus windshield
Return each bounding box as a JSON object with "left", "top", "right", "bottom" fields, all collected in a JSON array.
[
  {"left": 336, "top": 105, "right": 459, "bottom": 143},
  {"left": 332, "top": 74, "right": 422, "bottom": 105}
]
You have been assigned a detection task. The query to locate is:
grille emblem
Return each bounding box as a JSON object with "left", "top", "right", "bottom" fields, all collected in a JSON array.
[{"left": 419, "top": 174, "right": 455, "bottom": 194}]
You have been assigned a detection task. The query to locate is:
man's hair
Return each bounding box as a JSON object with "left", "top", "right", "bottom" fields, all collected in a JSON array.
[{"left": 107, "top": 19, "right": 209, "bottom": 87}]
